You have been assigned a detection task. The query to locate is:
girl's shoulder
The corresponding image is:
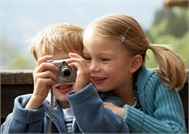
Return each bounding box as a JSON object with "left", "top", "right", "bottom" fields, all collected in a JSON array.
[
  {"left": 137, "top": 66, "right": 158, "bottom": 82},
  {"left": 137, "top": 66, "right": 163, "bottom": 92}
]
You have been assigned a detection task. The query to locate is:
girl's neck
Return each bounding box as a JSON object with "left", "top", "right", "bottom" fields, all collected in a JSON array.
[{"left": 112, "top": 80, "right": 135, "bottom": 106}]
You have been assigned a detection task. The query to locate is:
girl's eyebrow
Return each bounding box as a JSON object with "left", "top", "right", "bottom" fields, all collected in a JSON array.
[
  {"left": 96, "top": 51, "right": 115, "bottom": 56},
  {"left": 82, "top": 51, "right": 89, "bottom": 55}
]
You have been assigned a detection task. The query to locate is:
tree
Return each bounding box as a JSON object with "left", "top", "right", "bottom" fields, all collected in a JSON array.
[
  {"left": 7, "top": 56, "right": 34, "bottom": 69},
  {"left": 0, "top": 37, "right": 34, "bottom": 69},
  {"left": 146, "top": 7, "right": 189, "bottom": 68}
]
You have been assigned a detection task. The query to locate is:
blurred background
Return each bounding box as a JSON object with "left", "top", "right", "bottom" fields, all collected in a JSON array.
[{"left": 1, "top": 0, "right": 189, "bottom": 70}]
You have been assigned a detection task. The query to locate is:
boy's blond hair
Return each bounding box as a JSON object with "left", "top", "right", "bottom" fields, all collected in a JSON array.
[{"left": 30, "top": 23, "right": 83, "bottom": 60}]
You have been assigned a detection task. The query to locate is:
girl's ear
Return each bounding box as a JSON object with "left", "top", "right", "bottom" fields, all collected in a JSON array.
[{"left": 129, "top": 54, "right": 143, "bottom": 73}]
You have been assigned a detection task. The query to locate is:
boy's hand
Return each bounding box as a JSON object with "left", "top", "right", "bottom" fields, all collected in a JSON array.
[
  {"left": 67, "top": 53, "right": 90, "bottom": 92},
  {"left": 25, "top": 55, "right": 58, "bottom": 109}
]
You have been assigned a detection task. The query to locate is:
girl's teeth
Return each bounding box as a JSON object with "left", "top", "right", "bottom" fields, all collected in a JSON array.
[{"left": 94, "top": 77, "right": 104, "bottom": 80}]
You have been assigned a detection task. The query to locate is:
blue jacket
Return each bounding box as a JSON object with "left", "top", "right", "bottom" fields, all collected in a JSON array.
[
  {"left": 1, "top": 83, "right": 129, "bottom": 133},
  {"left": 124, "top": 67, "right": 187, "bottom": 133}
]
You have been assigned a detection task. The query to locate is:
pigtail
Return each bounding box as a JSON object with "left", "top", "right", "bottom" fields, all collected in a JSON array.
[{"left": 148, "top": 44, "right": 187, "bottom": 90}]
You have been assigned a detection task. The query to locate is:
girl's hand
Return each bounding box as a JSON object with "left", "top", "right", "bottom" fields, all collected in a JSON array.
[
  {"left": 25, "top": 55, "right": 58, "bottom": 109},
  {"left": 104, "top": 102, "right": 125, "bottom": 119},
  {"left": 67, "top": 53, "right": 90, "bottom": 92}
]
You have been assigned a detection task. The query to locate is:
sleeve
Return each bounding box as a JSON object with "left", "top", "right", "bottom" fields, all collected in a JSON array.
[
  {"left": 123, "top": 74, "right": 187, "bottom": 133},
  {"left": 99, "top": 92, "right": 124, "bottom": 107},
  {"left": 67, "top": 83, "right": 129, "bottom": 133},
  {"left": 1, "top": 94, "right": 45, "bottom": 133}
]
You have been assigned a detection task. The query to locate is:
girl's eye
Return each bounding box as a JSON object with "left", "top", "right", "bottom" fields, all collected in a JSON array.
[
  {"left": 84, "top": 57, "right": 91, "bottom": 60},
  {"left": 100, "top": 58, "right": 109, "bottom": 62},
  {"left": 83, "top": 54, "right": 91, "bottom": 60}
]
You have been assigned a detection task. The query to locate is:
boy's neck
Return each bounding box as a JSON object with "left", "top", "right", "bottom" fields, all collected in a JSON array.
[{"left": 59, "top": 101, "right": 70, "bottom": 109}]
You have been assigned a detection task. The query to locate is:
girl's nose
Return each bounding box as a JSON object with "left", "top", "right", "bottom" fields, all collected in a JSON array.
[{"left": 90, "top": 60, "right": 100, "bottom": 72}]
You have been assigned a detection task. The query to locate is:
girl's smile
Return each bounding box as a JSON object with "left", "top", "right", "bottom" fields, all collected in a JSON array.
[{"left": 91, "top": 76, "right": 107, "bottom": 85}]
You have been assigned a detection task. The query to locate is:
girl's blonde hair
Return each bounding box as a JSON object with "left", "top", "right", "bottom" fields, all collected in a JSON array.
[
  {"left": 30, "top": 23, "right": 83, "bottom": 60},
  {"left": 84, "top": 14, "right": 187, "bottom": 90}
]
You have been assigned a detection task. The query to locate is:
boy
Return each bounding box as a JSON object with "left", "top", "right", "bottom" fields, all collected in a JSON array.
[{"left": 1, "top": 23, "right": 129, "bottom": 133}]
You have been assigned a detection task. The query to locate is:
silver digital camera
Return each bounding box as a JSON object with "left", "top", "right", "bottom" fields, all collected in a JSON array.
[{"left": 47, "top": 59, "right": 76, "bottom": 84}]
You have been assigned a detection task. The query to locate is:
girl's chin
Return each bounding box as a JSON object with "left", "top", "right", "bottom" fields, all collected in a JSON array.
[{"left": 94, "top": 85, "right": 111, "bottom": 92}]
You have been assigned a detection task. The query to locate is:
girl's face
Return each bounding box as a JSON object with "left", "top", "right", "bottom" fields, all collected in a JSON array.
[{"left": 83, "top": 34, "right": 134, "bottom": 93}]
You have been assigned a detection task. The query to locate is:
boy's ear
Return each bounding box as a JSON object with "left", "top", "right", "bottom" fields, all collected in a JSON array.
[{"left": 129, "top": 54, "right": 143, "bottom": 73}]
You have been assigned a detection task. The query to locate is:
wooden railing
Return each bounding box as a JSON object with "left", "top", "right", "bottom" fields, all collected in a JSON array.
[
  {"left": 1, "top": 70, "right": 34, "bottom": 123},
  {"left": 1, "top": 70, "right": 188, "bottom": 131}
]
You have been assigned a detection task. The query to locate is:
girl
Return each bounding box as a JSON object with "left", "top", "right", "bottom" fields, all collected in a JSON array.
[{"left": 79, "top": 14, "right": 187, "bottom": 133}]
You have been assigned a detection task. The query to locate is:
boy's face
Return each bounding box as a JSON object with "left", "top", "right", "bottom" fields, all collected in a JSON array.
[{"left": 52, "top": 50, "right": 82, "bottom": 107}]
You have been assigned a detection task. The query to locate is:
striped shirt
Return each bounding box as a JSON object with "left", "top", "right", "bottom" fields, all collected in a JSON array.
[{"left": 62, "top": 108, "right": 74, "bottom": 133}]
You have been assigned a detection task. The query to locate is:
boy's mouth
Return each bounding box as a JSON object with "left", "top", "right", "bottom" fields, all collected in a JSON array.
[{"left": 54, "top": 83, "right": 74, "bottom": 93}]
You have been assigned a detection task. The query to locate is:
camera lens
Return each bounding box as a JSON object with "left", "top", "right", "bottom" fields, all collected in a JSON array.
[
  {"left": 58, "top": 61, "right": 76, "bottom": 82},
  {"left": 60, "top": 68, "right": 71, "bottom": 77},
  {"left": 63, "top": 70, "right": 71, "bottom": 77}
]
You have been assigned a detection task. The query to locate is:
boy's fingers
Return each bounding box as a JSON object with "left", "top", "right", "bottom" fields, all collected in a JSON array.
[
  {"left": 34, "top": 63, "right": 57, "bottom": 75},
  {"left": 69, "top": 53, "right": 83, "bottom": 58},
  {"left": 35, "top": 55, "right": 53, "bottom": 67}
]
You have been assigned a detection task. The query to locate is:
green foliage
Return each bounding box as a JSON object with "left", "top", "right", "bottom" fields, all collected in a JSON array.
[
  {"left": 0, "top": 38, "right": 19, "bottom": 69},
  {"left": 0, "top": 37, "right": 35, "bottom": 70},
  {"left": 145, "top": 49, "right": 158, "bottom": 69},
  {"left": 152, "top": 8, "right": 188, "bottom": 37},
  {"left": 146, "top": 7, "right": 189, "bottom": 68},
  {"left": 7, "top": 56, "right": 34, "bottom": 69}
]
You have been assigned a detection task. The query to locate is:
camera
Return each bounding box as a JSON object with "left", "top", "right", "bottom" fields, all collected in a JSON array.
[{"left": 47, "top": 59, "right": 76, "bottom": 84}]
